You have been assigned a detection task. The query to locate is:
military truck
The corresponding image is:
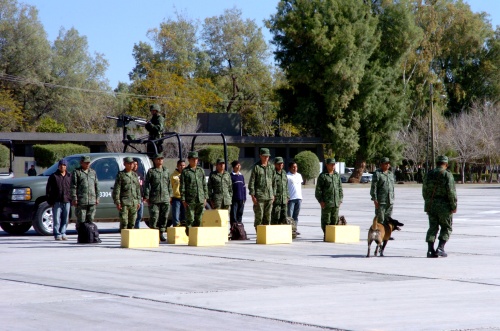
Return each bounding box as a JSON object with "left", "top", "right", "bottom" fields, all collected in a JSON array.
[{"left": 0, "top": 153, "right": 152, "bottom": 235}]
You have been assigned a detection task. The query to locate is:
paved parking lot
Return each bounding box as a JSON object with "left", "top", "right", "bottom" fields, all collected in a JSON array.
[{"left": 1, "top": 184, "right": 500, "bottom": 330}]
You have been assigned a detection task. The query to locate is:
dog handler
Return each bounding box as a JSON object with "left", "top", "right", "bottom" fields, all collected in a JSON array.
[
  {"left": 422, "top": 155, "right": 457, "bottom": 258},
  {"left": 315, "top": 158, "right": 343, "bottom": 238},
  {"left": 370, "top": 157, "right": 395, "bottom": 225}
]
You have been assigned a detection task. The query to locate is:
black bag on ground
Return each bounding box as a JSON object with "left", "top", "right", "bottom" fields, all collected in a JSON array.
[
  {"left": 230, "top": 222, "right": 248, "bottom": 240},
  {"left": 77, "top": 221, "right": 101, "bottom": 243}
]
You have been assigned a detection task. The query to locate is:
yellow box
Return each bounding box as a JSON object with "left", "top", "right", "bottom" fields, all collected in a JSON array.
[
  {"left": 256, "top": 225, "right": 292, "bottom": 245},
  {"left": 325, "top": 225, "right": 360, "bottom": 243},
  {"left": 121, "top": 229, "right": 159, "bottom": 248},
  {"left": 201, "top": 209, "right": 229, "bottom": 227},
  {"left": 167, "top": 227, "right": 189, "bottom": 244},
  {"left": 188, "top": 227, "right": 227, "bottom": 246}
]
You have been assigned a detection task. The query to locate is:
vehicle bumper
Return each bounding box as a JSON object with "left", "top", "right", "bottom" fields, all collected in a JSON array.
[{"left": 0, "top": 201, "right": 35, "bottom": 223}]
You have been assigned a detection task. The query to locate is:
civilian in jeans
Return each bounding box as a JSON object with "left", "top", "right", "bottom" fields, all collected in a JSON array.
[
  {"left": 133, "top": 160, "right": 145, "bottom": 229},
  {"left": 46, "top": 159, "right": 72, "bottom": 240},
  {"left": 287, "top": 162, "right": 303, "bottom": 235},
  {"left": 230, "top": 160, "right": 246, "bottom": 225},
  {"left": 169, "top": 159, "right": 186, "bottom": 227}
]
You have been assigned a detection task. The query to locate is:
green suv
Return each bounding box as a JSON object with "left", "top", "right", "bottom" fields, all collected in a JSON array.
[{"left": 0, "top": 153, "right": 152, "bottom": 235}]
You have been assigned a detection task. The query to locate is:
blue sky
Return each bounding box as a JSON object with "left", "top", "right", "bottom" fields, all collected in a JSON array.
[{"left": 22, "top": 0, "right": 500, "bottom": 89}]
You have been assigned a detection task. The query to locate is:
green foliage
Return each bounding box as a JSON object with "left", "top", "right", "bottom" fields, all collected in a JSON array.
[
  {"left": 36, "top": 117, "right": 67, "bottom": 133},
  {"left": 0, "top": 144, "right": 10, "bottom": 168},
  {"left": 198, "top": 145, "right": 240, "bottom": 166},
  {"left": 293, "top": 151, "right": 320, "bottom": 182},
  {"left": 33, "top": 143, "right": 90, "bottom": 168}
]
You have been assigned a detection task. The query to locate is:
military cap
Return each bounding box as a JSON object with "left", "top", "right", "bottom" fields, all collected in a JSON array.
[
  {"left": 259, "top": 148, "right": 271, "bottom": 156},
  {"left": 325, "top": 158, "right": 336, "bottom": 164},
  {"left": 380, "top": 157, "right": 390, "bottom": 164},
  {"left": 188, "top": 151, "right": 199, "bottom": 158},
  {"left": 216, "top": 158, "right": 225, "bottom": 164},
  {"left": 274, "top": 157, "right": 284, "bottom": 164},
  {"left": 436, "top": 155, "right": 449, "bottom": 163},
  {"left": 58, "top": 159, "right": 68, "bottom": 166},
  {"left": 123, "top": 157, "right": 134, "bottom": 163},
  {"left": 149, "top": 104, "right": 160, "bottom": 111},
  {"left": 152, "top": 153, "right": 164, "bottom": 160},
  {"left": 80, "top": 155, "right": 91, "bottom": 163}
]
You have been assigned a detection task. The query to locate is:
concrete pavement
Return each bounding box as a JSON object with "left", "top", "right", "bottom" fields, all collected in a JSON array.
[{"left": 1, "top": 184, "right": 500, "bottom": 330}]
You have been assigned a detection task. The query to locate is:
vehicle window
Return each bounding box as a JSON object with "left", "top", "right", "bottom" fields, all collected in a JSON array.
[
  {"left": 42, "top": 156, "right": 81, "bottom": 176},
  {"left": 133, "top": 157, "right": 147, "bottom": 178},
  {"left": 92, "top": 158, "right": 119, "bottom": 181}
]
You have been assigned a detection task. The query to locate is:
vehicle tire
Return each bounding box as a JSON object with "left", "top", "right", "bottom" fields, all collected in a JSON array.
[
  {"left": 32, "top": 202, "right": 53, "bottom": 236},
  {"left": 0, "top": 222, "right": 32, "bottom": 235}
]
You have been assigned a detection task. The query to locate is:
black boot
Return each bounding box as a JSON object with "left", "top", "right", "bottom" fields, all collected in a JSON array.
[
  {"left": 436, "top": 240, "right": 448, "bottom": 257},
  {"left": 427, "top": 242, "right": 438, "bottom": 258},
  {"left": 159, "top": 231, "right": 166, "bottom": 242}
]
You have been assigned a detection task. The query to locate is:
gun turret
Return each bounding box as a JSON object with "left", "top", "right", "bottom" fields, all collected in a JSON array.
[{"left": 106, "top": 114, "right": 148, "bottom": 128}]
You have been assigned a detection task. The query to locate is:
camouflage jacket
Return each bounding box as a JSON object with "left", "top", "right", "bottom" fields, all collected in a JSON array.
[
  {"left": 370, "top": 169, "right": 395, "bottom": 205},
  {"left": 422, "top": 166, "right": 457, "bottom": 214},
  {"left": 248, "top": 162, "right": 275, "bottom": 200},
  {"left": 274, "top": 170, "right": 289, "bottom": 204},
  {"left": 145, "top": 114, "right": 164, "bottom": 139},
  {"left": 71, "top": 167, "right": 99, "bottom": 206},
  {"left": 180, "top": 166, "right": 208, "bottom": 203},
  {"left": 113, "top": 170, "right": 141, "bottom": 206},
  {"left": 207, "top": 170, "right": 232, "bottom": 205},
  {"left": 144, "top": 166, "right": 172, "bottom": 204},
  {"left": 315, "top": 171, "right": 343, "bottom": 207}
]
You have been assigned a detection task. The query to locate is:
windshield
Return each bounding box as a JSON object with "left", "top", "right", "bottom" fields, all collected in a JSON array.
[{"left": 42, "top": 156, "right": 82, "bottom": 176}]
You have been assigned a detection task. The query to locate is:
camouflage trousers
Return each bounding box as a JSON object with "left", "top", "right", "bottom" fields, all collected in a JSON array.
[
  {"left": 321, "top": 205, "right": 340, "bottom": 233},
  {"left": 75, "top": 204, "right": 96, "bottom": 223},
  {"left": 271, "top": 202, "right": 287, "bottom": 225},
  {"left": 212, "top": 200, "right": 230, "bottom": 210},
  {"left": 185, "top": 202, "right": 205, "bottom": 228},
  {"left": 426, "top": 212, "right": 453, "bottom": 242},
  {"left": 253, "top": 199, "right": 273, "bottom": 227},
  {"left": 119, "top": 204, "right": 138, "bottom": 229},
  {"left": 375, "top": 203, "right": 393, "bottom": 224},
  {"left": 148, "top": 202, "right": 169, "bottom": 232}
]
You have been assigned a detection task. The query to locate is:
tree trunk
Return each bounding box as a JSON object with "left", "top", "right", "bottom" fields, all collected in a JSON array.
[{"left": 348, "top": 154, "right": 365, "bottom": 183}]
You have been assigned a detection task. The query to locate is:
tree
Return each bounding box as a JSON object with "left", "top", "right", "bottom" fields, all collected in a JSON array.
[
  {"left": 293, "top": 150, "right": 319, "bottom": 183},
  {"left": 0, "top": 89, "right": 23, "bottom": 131}
]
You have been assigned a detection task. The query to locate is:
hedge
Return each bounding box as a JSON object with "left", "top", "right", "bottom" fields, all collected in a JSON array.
[
  {"left": 0, "top": 144, "right": 10, "bottom": 168},
  {"left": 33, "top": 144, "right": 90, "bottom": 168},
  {"left": 294, "top": 150, "right": 320, "bottom": 182},
  {"left": 198, "top": 145, "right": 240, "bottom": 166}
]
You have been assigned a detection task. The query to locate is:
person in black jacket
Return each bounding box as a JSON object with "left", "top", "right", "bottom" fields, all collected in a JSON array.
[{"left": 46, "top": 159, "right": 72, "bottom": 240}]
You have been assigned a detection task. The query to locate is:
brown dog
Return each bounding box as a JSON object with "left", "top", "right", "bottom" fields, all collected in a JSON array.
[{"left": 366, "top": 216, "right": 404, "bottom": 257}]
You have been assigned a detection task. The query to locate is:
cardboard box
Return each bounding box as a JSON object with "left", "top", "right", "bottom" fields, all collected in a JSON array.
[
  {"left": 256, "top": 225, "right": 292, "bottom": 245},
  {"left": 201, "top": 209, "right": 229, "bottom": 227},
  {"left": 188, "top": 227, "right": 227, "bottom": 246},
  {"left": 121, "top": 229, "right": 159, "bottom": 248},
  {"left": 325, "top": 225, "right": 360, "bottom": 243},
  {"left": 167, "top": 227, "right": 189, "bottom": 244}
]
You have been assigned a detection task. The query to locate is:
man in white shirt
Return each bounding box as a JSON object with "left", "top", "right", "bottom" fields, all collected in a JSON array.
[{"left": 287, "top": 162, "right": 303, "bottom": 235}]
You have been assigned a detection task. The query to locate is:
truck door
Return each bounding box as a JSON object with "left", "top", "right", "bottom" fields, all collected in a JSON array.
[{"left": 91, "top": 157, "right": 119, "bottom": 219}]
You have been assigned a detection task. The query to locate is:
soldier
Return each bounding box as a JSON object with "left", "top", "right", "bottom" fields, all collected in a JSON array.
[
  {"left": 422, "top": 155, "right": 457, "bottom": 258},
  {"left": 272, "top": 157, "right": 289, "bottom": 224},
  {"left": 132, "top": 160, "right": 145, "bottom": 229},
  {"left": 144, "top": 154, "right": 172, "bottom": 241},
  {"left": 315, "top": 158, "right": 343, "bottom": 236},
  {"left": 370, "top": 157, "right": 395, "bottom": 225},
  {"left": 248, "top": 148, "right": 275, "bottom": 228},
  {"left": 71, "top": 155, "right": 99, "bottom": 224},
  {"left": 145, "top": 104, "right": 164, "bottom": 156},
  {"left": 113, "top": 157, "right": 141, "bottom": 230},
  {"left": 181, "top": 151, "right": 208, "bottom": 235},
  {"left": 169, "top": 159, "right": 186, "bottom": 227},
  {"left": 208, "top": 158, "right": 232, "bottom": 209}
]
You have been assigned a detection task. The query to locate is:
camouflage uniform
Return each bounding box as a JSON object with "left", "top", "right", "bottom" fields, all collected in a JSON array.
[
  {"left": 370, "top": 168, "right": 395, "bottom": 224},
  {"left": 71, "top": 166, "right": 99, "bottom": 224},
  {"left": 113, "top": 169, "right": 141, "bottom": 229},
  {"left": 315, "top": 170, "right": 343, "bottom": 233},
  {"left": 272, "top": 168, "right": 289, "bottom": 224},
  {"left": 145, "top": 104, "right": 165, "bottom": 155},
  {"left": 181, "top": 165, "right": 208, "bottom": 228},
  {"left": 249, "top": 161, "right": 275, "bottom": 227},
  {"left": 423, "top": 165, "right": 457, "bottom": 243},
  {"left": 208, "top": 170, "right": 233, "bottom": 209},
  {"left": 144, "top": 166, "right": 172, "bottom": 232}
]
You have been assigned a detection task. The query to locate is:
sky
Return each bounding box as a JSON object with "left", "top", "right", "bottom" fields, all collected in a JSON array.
[{"left": 22, "top": 0, "right": 500, "bottom": 89}]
